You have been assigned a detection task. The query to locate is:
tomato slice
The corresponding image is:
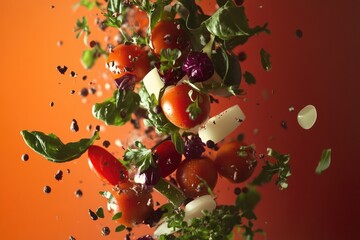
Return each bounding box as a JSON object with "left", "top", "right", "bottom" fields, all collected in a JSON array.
[
  {"left": 154, "top": 140, "right": 182, "bottom": 177},
  {"left": 88, "top": 145, "right": 128, "bottom": 185}
]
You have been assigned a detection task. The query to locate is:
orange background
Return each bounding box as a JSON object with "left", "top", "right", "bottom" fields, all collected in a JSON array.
[{"left": 1, "top": 0, "right": 359, "bottom": 239}]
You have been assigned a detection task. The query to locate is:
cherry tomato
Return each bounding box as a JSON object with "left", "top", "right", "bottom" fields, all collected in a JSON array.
[
  {"left": 107, "top": 44, "right": 150, "bottom": 81},
  {"left": 108, "top": 182, "right": 153, "bottom": 227},
  {"left": 150, "top": 20, "right": 191, "bottom": 56},
  {"left": 88, "top": 145, "right": 128, "bottom": 185},
  {"left": 160, "top": 84, "right": 210, "bottom": 129},
  {"left": 176, "top": 157, "right": 218, "bottom": 198},
  {"left": 153, "top": 140, "right": 182, "bottom": 177},
  {"left": 214, "top": 142, "right": 257, "bottom": 183}
]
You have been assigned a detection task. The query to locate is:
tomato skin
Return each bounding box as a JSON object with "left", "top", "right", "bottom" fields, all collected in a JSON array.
[
  {"left": 107, "top": 44, "right": 150, "bottom": 81},
  {"left": 109, "top": 182, "right": 153, "bottom": 227},
  {"left": 160, "top": 84, "right": 210, "bottom": 129},
  {"left": 153, "top": 140, "right": 182, "bottom": 177},
  {"left": 87, "top": 145, "right": 128, "bottom": 185},
  {"left": 214, "top": 142, "right": 257, "bottom": 183},
  {"left": 176, "top": 157, "right": 218, "bottom": 198},
  {"left": 150, "top": 20, "right": 191, "bottom": 56}
]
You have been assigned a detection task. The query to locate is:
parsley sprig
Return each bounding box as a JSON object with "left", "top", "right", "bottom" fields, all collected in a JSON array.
[{"left": 123, "top": 141, "right": 154, "bottom": 173}]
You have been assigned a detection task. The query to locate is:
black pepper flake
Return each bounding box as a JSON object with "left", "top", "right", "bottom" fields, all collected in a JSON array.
[
  {"left": 21, "top": 153, "right": 29, "bottom": 162},
  {"left": 101, "top": 226, "right": 110, "bottom": 236},
  {"left": 88, "top": 209, "right": 98, "bottom": 221},
  {"left": 69, "top": 236, "right": 76, "bottom": 240},
  {"left": 295, "top": 29, "right": 303, "bottom": 39},
  {"left": 67, "top": 169, "right": 71, "bottom": 174},
  {"left": 43, "top": 185, "right": 51, "bottom": 194},
  {"left": 70, "top": 90, "right": 75, "bottom": 94},
  {"left": 55, "top": 170, "right": 63, "bottom": 181},
  {"left": 89, "top": 87, "right": 97, "bottom": 94},
  {"left": 70, "top": 71, "right": 77, "bottom": 78},
  {"left": 82, "top": 75, "right": 87, "bottom": 81},
  {"left": 206, "top": 140, "right": 215, "bottom": 149},
  {"left": 234, "top": 187, "right": 241, "bottom": 195},
  {"left": 70, "top": 119, "right": 79, "bottom": 132},
  {"left": 280, "top": 121, "right": 288, "bottom": 129},
  {"left": 50, "top": 101, "right": 54, "bottom": 107},
  {"left": 56, "top": 65, "right": 68, "bottom": 74},
  {"left": 80, "top": 87, "right": 89, "bottom": 97},
  {"left": 102, "top": 140, "right": 111, "bottom": 148},
  {"left": 75, "top": 189, "right": 83, "bottom": 198},
  {"left": 238, "top": 51, "right": 247, "bottom": 61},
  {"left": 86, "top": 124, "right": 92, "bottom": 131},
  {"left": 95, "top": 125, "right": 101, "bottom": 131},
  {"left": 57, "top": 40, "right": 63, "bottom": 47}
]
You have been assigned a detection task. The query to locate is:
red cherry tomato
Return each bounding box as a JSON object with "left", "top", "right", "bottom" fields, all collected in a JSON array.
[
  {"left": 150, "top": 20, "right": 191, "bottom": 56},
  {"left": 214, "top": 142, "right": 257, "bottom": 183},
  {"left": 176, "top": 157, "right": 218, "bottom": 198},
  {"left": 108, "top": 182, "right": 153, "bottom": 227},
  {"left": 107, "top": 44, "right": 150, "bottom": 81},
  {"left": 88, "top": 145, "right": 128, "bottom": 185},
  {"left": 153, "top": 140, "right": 182, "bottom": 177},
  {"left": 161, "top": 84, "right": 210, "bottom": 129}
]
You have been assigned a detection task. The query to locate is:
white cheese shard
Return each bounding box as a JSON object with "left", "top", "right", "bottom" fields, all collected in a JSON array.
[
  {"left": 198, "top": 105, "right": 245, "bottom": 144},
  {"left": 143, "top": 68, "right": 164, "bottom": 100},
  {"left": 297, "top": 104, "right": 317, "bottom": 129}
]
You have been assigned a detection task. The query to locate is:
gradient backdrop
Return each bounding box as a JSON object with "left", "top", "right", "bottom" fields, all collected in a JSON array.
[{"left": 1, "top": 0, "right": 359, "bottom": 239}]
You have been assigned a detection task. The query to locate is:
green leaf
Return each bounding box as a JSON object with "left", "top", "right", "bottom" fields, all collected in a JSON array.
[
  {"left": 81, "top": 49, "right": 96, "bottom": 69},
  {"left": 243, "top": 71, "right": 256, "bottom": 85},
  {"left": 107, "top": 0, "right": 121, "bottom": 14},
  {"left": 99, "top": 191, "right": 116, "bottom": 204},
  {"left": 316, "top": 148, "right": 331, "bottom": 175},
  {"left": 252, "top": 148, "right": 291, "bottom": 190},
  {"left": 96, "top": 207, "right": 104, "bottom": 218},
  {"left": 92, "top": 90, "right": 140, "bottom": 126},
  {"left": 74, "top": 16, "right": 91, "bottom": 45},
  {"left": 154, "top": 178, "right": 186, "bottom": 207},
  {"left": 260, "top": 48, "right": 272, "bottom": 72},
  {"left": 112, "top": 212, "right": 122, "bottom": 221},
  {"left": 75, "top": 0, "right": 96, "bottom": 10},
  {"left": 203, "top": 1, "right": 269, "bottom": 41},
  {"left": 159, "top": 48, "right": 182, "bottom": 73},
  {"left": 171, "top": 131, "right": 184, "bottom": 154},
  {"left": 115, "top": 225, "right": 126, "bottom": 232},
  {"left": 20, "top": 130, "right": 99, "bottom": 163}
]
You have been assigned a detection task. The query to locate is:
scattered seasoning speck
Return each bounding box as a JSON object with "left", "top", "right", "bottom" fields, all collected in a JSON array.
[
  {"left": 242, "top": 187, "right": 249, "bottom": 194},
  {"left": 69, "top": 236, "right": 76, "bottom": 240},
  {"left": 21, "top": 153, "right": 29, "bottom": 162},
  {"left": 206, "top": 140, "right": 215, "bottom": 149},
  {"left": 102, "top": 140, "right": 111, "bottom": 148},
  {"left": 101, "top": 226, "right": 110, "bottom": 236},
  {"left": 295, "top": 29, "right": 303, "bottom": 39},
  {"left": 70, "top": 90, "right": 75, "bottom": 94},
  {"left": 54, "top": 170, "right": 63, "bottom": 181},
  {"left": 82, "top": 75, "right": 87, "bottom": 81},
  {"left": 43, "top": 185, "right": 51, "bottom": 194},
  {"left": 57, "top": 40, "right": 63, "bottom": 47},
  {"left": 75, "top": 189, "right": 83, "bottom": 198},
  {"left": 70, "top": 119, "right": 79, "bottom": 132},
  {"left": 234, "top": 187, "right": 242, "bottom": 195},
  {"left": 289, "top": 106, "right": 295, "bottom": 112},
  {"left": 70, "top": 71, "right": 77, "bottom": 78},
  {"left": 56, "top": 65, "right": 68, "bottom": 74},
  {"left": 89, "top": 87, "right": 97, "bottom": 94},
  {"left": 67, "top": 169, "right": 71, "bottom": 174},
  {"left": 88, "top": 209, "right": 98, "bottom": 221},
  {"left": 238, "top": 51, "right": 247, "bottom": 62},
  {"left": 80, "top": 88, "right": 89, "bottom": 97},
  {"left": 86, "top": 124, "right": 92, "bottom": 131},
  {"left": 50, "top": 101, "right": 54, "bottom": 107},
  {"left": 95, "top": 125, "right": 101, "bottom": 131},
  {"left": 280, "top": 121, "right": 288, "bottom": 129}
]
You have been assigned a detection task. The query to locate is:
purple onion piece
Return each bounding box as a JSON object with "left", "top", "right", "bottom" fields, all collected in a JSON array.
[
  {"left": 182, "top": 51, "right": 214, "bottom": 83},
  {"left": 134, "top": 166, "right": 161, "bottom": 186},
  {"left": 114, "top": 73, "right": 136, "bottom": 91}
]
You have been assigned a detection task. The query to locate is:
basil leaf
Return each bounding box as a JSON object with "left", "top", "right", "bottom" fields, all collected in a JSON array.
[
  {"left": 112, "top": 212, "right": 122, "bottom": 221},
  {"left": 243, "top": 71, "right": 256, "bottom": 85},
  {"left": 96, "top": 207, "right": 104, "bottom": 218},
  {"left": 20, "top": 130, "right": 99, "bottom": 163},
  {"left": 260, "top": 48, "right": 272, "bottom": 72},
  {"left": 115, "top": 225, "right": 126, "bottom": 232},
  {"left": 316, "top": 148, "right": 331, "bottom": 175},
  {"left": 211, "top": 46, "right": 242, "bottom": 87},
  {"left": 235, "top": 187, "right": 260, "bottom": 220},
  {"left": 203, "top": 1, "right": 268, "bottom": 41},
  {"left": 81, "top": 48, "right": 96, "bottom": 69},
  {"left": 171, "top": 131, "right": 184, "bottom": 154},
  {"left": 92, "top": 89, "right": 140, "bottom": 126}
]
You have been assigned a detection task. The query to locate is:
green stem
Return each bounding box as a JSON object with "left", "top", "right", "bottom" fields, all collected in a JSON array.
[{"left": 154, "top": 178, "right": 186, "bottom": 207}]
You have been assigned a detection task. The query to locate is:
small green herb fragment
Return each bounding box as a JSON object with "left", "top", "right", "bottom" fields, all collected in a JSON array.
[
  {"left": 186, "top": 94, "right": 202, "bottom": 121},
  {"left": 74, "top": 17, "right": 91, "bottom": 45},
  {"left": 159, "top": 48, "right": 182, "bottom": 73},
  {"left": 112, "top": 212, "right": 122, "bottom": 221},
  {"left": 96, "top": 207, "right": 104, "bottom": 218},
  {"left": 252, "top": 148, "right": 291, "bottom": 190},
  {"left": 20, "top": 130, "right": 99, "bottom": 163},
  {"left": 260, "top": 48, "right": 272, "bottom": 72},
  {"left": 115, "top": 224, "right": 126, "bottom": 232},
  {"left": 235, "top": 187, "right": 261, "bottom": 220},
  {"left": 74, "top": 0, "right": 102, "bottom": 10},
  {"left": 243, "top": 71, "right": 256, "bottom": 85},
  {"left": 123, "top": 141, "right": 154, "bottom": 173},
  {"left": 316, "top": 148, "right": 331, "bottom": 175}
]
